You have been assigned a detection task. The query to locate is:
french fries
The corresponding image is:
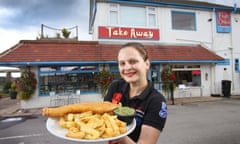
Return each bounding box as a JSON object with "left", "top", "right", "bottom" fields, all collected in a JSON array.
[{"left": 58, "top": 111, "right": 127, "bottom": 140}]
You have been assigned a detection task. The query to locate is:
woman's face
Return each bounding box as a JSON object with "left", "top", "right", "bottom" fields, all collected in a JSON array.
[{"left": 118, "top": 46, "right": 150, "bottom": 83}]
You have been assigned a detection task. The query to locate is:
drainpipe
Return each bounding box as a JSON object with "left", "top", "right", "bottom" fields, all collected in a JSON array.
[
  {"left": 210, "top": 8, "right": 216, "bottom": 94},
  {"left": 229, "top": 47, "right": 234, "bottom": 91}
]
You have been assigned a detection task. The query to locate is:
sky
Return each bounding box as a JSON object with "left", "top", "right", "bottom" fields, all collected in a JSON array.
[
  {"left": 0, "top": 0, "right": 240, "bottom": 54},
  {"left": 193, "top": 0, "right": 240, "bottom": 7},
  {"left": 0, "top": 0, "right": 91, "bottom": 53}
]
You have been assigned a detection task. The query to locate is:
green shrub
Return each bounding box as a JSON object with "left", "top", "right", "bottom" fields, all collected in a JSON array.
[{"left": 2, "top": 80, "right": 11, "bottom": 94}]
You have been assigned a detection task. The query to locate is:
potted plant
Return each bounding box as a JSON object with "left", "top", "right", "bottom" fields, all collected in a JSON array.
[
  {"left": 61, "top": 28, "right": 71, "bottom": 38},
  {"left": 161, "top": 66, "right": 176, "bottom": 95},
  {"left": 94, "top": 70, "right": 114, "bottom": 97},
  {"left": 2, "top": 80, "right": 11, "bottom": 97},
  {"left": 16, "top": 71, "right": 37, "bottom": 100},
  {"left": 9, "top": 81, "right": 17, "bottom": 99}
]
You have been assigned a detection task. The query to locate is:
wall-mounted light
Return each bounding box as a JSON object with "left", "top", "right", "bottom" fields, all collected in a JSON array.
[
  {"left": 234, "top": 16, "right": 239, "bottom": 22},
  {"left": 205, "top": 73, "right": 208, "bottom": 81}
]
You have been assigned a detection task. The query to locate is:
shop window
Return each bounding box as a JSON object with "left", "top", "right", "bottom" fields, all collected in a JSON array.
[
  {"left": 38, "top": 65, "right": 122, "bottom": 96},
  {"left": 39, "top": 73, "right": 98, "bottom": 95},
  {"left": 171, "top": 11, "right": 196, "bottom": 31},
  {"left": 174, "top": 70, "right": 201, "bottom": 86},
  {"left": 172, "top": 65, "right": 184, "bottom": 68},
  {"left": 39, "top": 65, "right": 98, "bottom": 95},
  {"left": 40, "top": 66, "right": 58, "bottom": 72},
  {"left": 61, "top": 66, "right": 79, "bottom": 71},
  {"left": 151, "top": 65, "right": 160, "bottom": 82},
  {"left": 187, "top": 65, "right": 200, "bottom": 68},
  {"left": 110, "top": 65, "right": 119, "bottom": 72},
  {"left": 171, "top": 65, "right": 201, "bottom": 87},
  {"left": 80, "top": 66, "right": 97, "bottom": 71}
]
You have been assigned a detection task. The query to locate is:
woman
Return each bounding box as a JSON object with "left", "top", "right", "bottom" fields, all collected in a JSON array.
[{"left": 104, "top": 42, "right": 167, "bottom": 144}]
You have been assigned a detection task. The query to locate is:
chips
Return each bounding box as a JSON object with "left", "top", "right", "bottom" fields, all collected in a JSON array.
[{"left": 58, "top": 111, "right": 127, "bottom": 140}]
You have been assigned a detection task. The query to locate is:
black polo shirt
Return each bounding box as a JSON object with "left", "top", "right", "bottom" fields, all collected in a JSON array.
[{"left": 104, "top": 80, "right": 167, "bottom": 142}]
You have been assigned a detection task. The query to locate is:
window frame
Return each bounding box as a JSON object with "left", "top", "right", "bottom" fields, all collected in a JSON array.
[
  {"left": 147, "top": 7, "right": 157, "bottom": 27},
  {"left": 109, "top": 4, "right": 157, "bottom": 27},
  {"left": 38, "top": 65, "right": 99, "bottom": 96},
  {"left": 171, "top": 65, "right": 201, "bottom": 87},
  {"left": 171, "top": 10, "right": 196, "bottom": 31},
  {"left": 109, "top": 3, "right": 119, "bottom": 25}
]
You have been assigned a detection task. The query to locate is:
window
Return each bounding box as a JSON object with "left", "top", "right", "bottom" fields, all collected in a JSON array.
[
  {"left": 109, "top": 4, "right": 156, "bottom": 27},
  {"left": 172, "top": 11, "right": 196, "bottom": 30},
  {"left": 235, "top": 58, "right": 240, "bottom": 72},
  {"left": 151, "top": 65, "right": 160, "bottom": 83},
  {"left": 110, "top": 4, "right": 118, "bottom": 25},
  {"left": 109, "top": 65, "right": 121, "bottom": 80},
  {"left": 39, "top": 65, "right": 122, "bottom": 96},
  {"left": 39, "top": 65, "right": 99, "bottom": 95},
  {"left": 148, "top": 7, "right": 156, "bottom": 27},
  {"left": 172, "top": 65, "right": 201, "bottom": 87},
  {"left": 120, "top": 6, "right": 146, "bottom": 26}
]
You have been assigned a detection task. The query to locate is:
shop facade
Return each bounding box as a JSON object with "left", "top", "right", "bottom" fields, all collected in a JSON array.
[
  {"left": 0, "top": 40, "right": 224, "bottom": 108},
  {"left": 89, "top": 0, "right": 240, "bottom": 97},
  {"left": 0, "top": 0, "right": 240, "bottom": 108}
]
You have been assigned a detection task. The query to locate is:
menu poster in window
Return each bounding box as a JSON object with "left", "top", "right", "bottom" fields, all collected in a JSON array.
[{"left": 216, "top": 11, "right": 231, "bottom": 33}]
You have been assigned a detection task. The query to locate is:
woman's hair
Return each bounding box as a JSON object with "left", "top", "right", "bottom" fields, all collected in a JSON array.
[{"left": 119, "top": 42, "right": 149, "bottom": 61}]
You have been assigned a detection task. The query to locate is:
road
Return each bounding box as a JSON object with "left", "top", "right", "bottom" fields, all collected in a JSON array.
[{"left": 0, "top": 98, "right": 240, "bottom": 144}]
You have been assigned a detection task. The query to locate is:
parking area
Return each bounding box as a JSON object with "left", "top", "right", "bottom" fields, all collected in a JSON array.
[{"left": 0, "top": 97, "right": 239, "bottom": 144}]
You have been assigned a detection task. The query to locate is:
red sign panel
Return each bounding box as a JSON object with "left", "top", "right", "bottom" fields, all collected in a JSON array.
[
  {"left": 98, "top": 26, "right": 160, "bottom": 40},
  {"left": 217, "top": 11, "right": 231, "bottom": 26}
]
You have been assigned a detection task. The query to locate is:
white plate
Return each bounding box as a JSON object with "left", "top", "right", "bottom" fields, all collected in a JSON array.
[{"left": 46, "top": 117, "right": 136, "bottom": 143}]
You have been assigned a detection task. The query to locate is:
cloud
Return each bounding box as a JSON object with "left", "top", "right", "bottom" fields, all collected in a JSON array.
[
  {"left": 191, "top": 0, "right": 240, "bottom": 7},
  {"left": 0, "top": 26, "right": 38, "bottom": 53},
  {"left": 0, "top": 0, "right": 91, "bottom": 53},
  {"left": 0, "top": 0, "right": 89, "bottom": 28}
]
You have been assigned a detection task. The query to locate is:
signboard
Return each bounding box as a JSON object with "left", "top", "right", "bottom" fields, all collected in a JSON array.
[
  {"left": 216, "top": 11, "right": 231, "bottom": 33},
  {"left": 98, "top": 26, "right": 160, "bottom": 40}
]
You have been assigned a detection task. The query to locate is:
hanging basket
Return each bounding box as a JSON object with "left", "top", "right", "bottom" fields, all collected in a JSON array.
[{"left": 16, "top": 71, "right": 37, "bottom": 100}]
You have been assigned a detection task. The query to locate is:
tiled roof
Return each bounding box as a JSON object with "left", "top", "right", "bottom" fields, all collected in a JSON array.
[
  {"left": 147, "top": 45, "right": 223, "bottom": 61},
  {"left": 0, "top": 40, "right": 224, "bottom": 64}
]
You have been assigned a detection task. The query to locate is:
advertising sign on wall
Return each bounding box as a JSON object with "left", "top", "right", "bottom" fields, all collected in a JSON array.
[
  {"left": 98, "top": 26, "right": 160, "bottom": 40},
  {"left": 216, "top": 11, "right": 231, "bottom": 33}
]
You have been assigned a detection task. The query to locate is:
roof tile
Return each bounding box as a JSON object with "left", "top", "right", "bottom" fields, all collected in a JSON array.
[{"left": 0, "top": 40, "right": 223, "bottom": 63}]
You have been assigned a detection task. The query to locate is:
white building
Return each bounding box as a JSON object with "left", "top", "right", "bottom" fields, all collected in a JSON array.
[{"left": 89, "top": 0, "right": 240, "bottom": 97}]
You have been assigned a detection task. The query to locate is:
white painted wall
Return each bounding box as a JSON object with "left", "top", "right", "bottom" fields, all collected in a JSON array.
[{"left": 92, "top": 2, "right": 240, "bottom": 97}]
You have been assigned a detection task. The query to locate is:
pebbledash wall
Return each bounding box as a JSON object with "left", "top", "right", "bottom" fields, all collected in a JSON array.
[{"left": 89, "top": 0, "right": 240, "bottom": 97}]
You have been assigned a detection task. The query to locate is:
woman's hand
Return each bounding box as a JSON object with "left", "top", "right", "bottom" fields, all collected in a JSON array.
[
  {"left": 109, "top": 136, "right": 133, "bottom": 144},
  {"left": 109, "top": 125, "right": 161, "bottom": 144}
]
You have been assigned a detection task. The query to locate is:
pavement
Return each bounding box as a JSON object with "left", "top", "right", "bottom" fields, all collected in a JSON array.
[
  {"left": 0, "top": 95, "right": 230, "bottom": 118},
  {"left": 0, "top": 97, "right": 42, "bottom": 118}
]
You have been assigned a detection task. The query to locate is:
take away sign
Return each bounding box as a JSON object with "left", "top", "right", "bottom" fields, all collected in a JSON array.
[{"left": 98, "top": 26, "right": 160, "bottom": 40}]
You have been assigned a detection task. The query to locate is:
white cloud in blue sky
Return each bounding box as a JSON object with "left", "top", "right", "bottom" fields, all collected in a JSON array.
[{"left": 0, "top": 0, "right": 91, "bottom": 53}]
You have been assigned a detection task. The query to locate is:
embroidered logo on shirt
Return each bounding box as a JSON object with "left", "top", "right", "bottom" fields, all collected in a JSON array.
[
  {"left": 159, "top": 102, "right": 167, "bottom": 118},
  {"left": 135, "top": 108, "right": 144, "bottom": 125},
  {"left": 112, "top": 92, "right": 122, "bottom": 104}
]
